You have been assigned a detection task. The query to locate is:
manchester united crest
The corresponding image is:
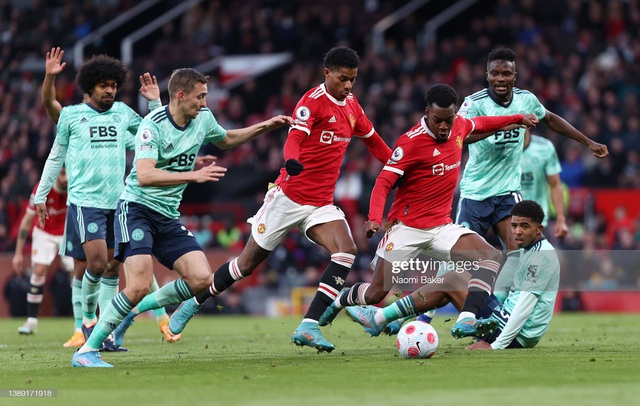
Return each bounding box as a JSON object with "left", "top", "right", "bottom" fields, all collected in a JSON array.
[
  {"left": 257, "top": 223, "right": 266, "bottom": 234},
  {"left": 456, "top": 135, "right": 462, "bottom": 149},
  {"left": 385, "top": 242, "right": 394, "bottom": 251}
]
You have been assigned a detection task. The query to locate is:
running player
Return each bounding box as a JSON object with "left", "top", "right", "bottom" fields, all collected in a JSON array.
[
  {"left": 319, "top": 84, "right": 538, "bottom": 339},
  {"left": 71, "top": 67, "right": 292, "bottom": 367},
  {"left": 168, "top": 47, "right": 392, "bottom": 352}
]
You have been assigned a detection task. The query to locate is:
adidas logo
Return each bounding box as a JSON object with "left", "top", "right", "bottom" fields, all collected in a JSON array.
[
  {"left": 166, "top": 143, "right": 174, "bottom": 150},
  {"left": 328, "top": 116, "right": 337, "bottom": 123},
  {"left": 80, "top": 117, "right": 88, "bottom": 123},
  {"left": 433, "top": 148, "right": 441, "bottom": 156}
]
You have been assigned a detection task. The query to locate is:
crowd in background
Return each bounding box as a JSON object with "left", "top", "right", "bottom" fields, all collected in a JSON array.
[{"left": 2, "top": 0, "right": 640, "bottom": 315}]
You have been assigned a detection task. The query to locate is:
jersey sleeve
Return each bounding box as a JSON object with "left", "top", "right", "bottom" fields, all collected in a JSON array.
[
  {"left": 353, "top": 105, "right": 374, "bottom": 137},
  {"left": 458, "top": 97, "right": 480, "bottom": 119},
  {"left": 290, "top": 98, "right": 317, "bottom": 136},
  {"left": 491, "top": 291, "right": 539, "bottom": 349},
  {"left": 203, "top": 109, "right": 227, "bottom": 144},
  {"left": 126, "top": 105, "right": 143, "bottom": 135},
  {"left": 544, "top": 143, "right": 562, "bottom": 176},
  {"left": 134, "top": 120, "right": 161, "bottom": 161},
  {"left": 55, "top": 107, "right": 71, "bottom": 146},
  {"left": 525, "top": 93, "right": 547, "bottom": 120}
]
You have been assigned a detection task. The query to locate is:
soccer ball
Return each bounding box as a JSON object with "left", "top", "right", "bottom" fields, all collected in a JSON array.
[{"left": 396, "top": 321, "right": 438, "bottom": 359}]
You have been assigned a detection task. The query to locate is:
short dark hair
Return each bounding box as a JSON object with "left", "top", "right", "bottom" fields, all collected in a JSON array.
[
  {"left": 511, "top": 200, "right": 545, "bottom": 224},
  {"left": 76, "top": 55, "right": 128, "bottom": 95},
  {"left": 424, "top": 84, "right": 459, "bottom": 108},
  {"left": 488, "top": 48, "right": 517, "bottom": 65},
  {"left": 168, "top": 68, "right": 209, "bottom": 98},
  {"left": 324, "top": 47, "right": 359, "bottom": 71}
]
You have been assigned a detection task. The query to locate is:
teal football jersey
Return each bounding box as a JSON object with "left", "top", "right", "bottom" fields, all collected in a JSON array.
[
  {"left": 503, "top": 238, "right": 560, "bottom": 348},
  {"left": 55, "top": 102, "right": 140, "bottom": 209},
  {"left": 520, "top": 135, "right": 561, "bottom": 226},
  {"left": 121, "top": 106, "right": 227, "bottom": 219},
  {"left": 458, "top": 88, "right": 547, "bottom": 200}
]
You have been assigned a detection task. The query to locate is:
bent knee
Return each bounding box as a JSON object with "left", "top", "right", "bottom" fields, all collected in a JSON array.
[{"left": 364, "top": 286, "right": 387, "bottom": 305}]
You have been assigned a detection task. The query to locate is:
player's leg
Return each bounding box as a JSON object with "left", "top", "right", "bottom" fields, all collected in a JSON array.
[
  {"left": 291, "top": 218, "right": 356, "bottom": 352},
  {"left": 98, "top": 258, "right": 120, "bottom": 318},
  {"left": 448, "top": 230, "right": 503, "bottom": 338},
  {"left": 72, "top": 253, "right": 154, "bottom": 368},
  {"left": 58, "top": 255, "right": 85, "bottom": 347},
  {"left": 171, "top": 186, "right": 297, "bottom": 334},
  {"left": 19, "top": 228, "right": 58, "bottom": 334},
  {"left": 18, "top": 263, "right": 48, "bottom": 334},
  {"left": 168, "top": 235, "right": 271, "bottom": 335},
  {"left": 492, "top": 192, "right": 522, "bottom": 302},
  {"left": 64, "top": 258, "right": 87, "bottom": 347},
  {"left": 148, "top": 275, "right": 180, "bottom": 342},
  {"left": 347, "top": 271, "right": 469, "bottom": 336}
]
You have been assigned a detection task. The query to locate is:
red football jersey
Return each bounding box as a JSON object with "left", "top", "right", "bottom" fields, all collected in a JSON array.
[
  {"left": 28, "top": 182, "right": 67, "bottom": 235},
  {"left": 275, "top": 84, "right": 377, "bottom": 206},
  {"left": 369, "top": 114, "right": 524, "bottom": 229}
]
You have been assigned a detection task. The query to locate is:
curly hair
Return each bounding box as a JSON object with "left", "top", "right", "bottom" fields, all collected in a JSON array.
[
  {"left": 324, "top": 47, "right": 359, "bottom": 71},
  {"left": 511, "top": 200, "right": 545, "bottom": 224},
  {"left": 75, "top": 55, "right": 128, "bottom": 95},
  {"left": 424, "top": 84, "right": 459, "bottom": 108},
  {"left": 487, "top": 48, "right": 517, "bottom": 65},
  {"left": 167, "top": 68, "right": 209, "bottom": 98}
]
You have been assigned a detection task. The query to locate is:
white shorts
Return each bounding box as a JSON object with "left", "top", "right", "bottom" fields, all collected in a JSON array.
[
  {"left": 247, "top": 186, "right": 348, "bottom": 251},
  {"left": 373, "top": 221, "right": 476, "bottom": 267},
  {"left": 31, "top": 227, "right": 74, "bottom": 271}
]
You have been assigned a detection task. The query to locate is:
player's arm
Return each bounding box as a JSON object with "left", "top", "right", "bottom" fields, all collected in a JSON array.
[
  {"left": 34, "top": 142, "right": 67, "bottom": 228},
  {"left": 279, "top": 127, "right": 307, "bottom": 176},
  {"left": 547, "top": 173, "right": 568, "bottom": 238},
  {"left": 464, "top": 124, "right": 522, "bottom": 144},
  {"left": 215, "top": 115, "right": 294, "bottom": 150},
  {"left": 467, "top": 114, "right": 538, "bottom": 140},
  {"left": 136, "top": 158, "right": 227, "bottom": 187},
  {"left": 42, "top": 47, "right": 66, "bottom": 124},
  {"left": 489, "top": 291, "right": 539, "bottom": 349},
  {"left": 359, "top": 130, "right": 392, "bottom": 164},
  {"left": 12, "top": 209, "right": 36, "bottom": 274},
  {"left": 365, "top": 168, "right": 400, "bottom": 238},
  {"left": 139, "top": 72, "right": 162, "bottom": 109},
  {"left": 542, "top": 110, "right": 608, "bottom": 158}
]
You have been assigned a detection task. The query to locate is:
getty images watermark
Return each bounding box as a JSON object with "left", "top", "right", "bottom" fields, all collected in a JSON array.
[{"left": 386, "top": 257, "right": 481, "bottom": 290}]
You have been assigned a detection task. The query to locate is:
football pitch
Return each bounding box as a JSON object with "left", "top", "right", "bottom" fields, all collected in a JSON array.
[{"left": 1, "top": 313, "right": 638, "bottom": 406}]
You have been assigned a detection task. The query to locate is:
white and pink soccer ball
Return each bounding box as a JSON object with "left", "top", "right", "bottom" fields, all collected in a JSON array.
[{"left": 396, "top": 321, "right": 439, "bottom": 359}]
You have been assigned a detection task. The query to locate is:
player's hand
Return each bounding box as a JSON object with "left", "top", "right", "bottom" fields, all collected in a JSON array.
[
  {"left": 35, "top": 203, "right": 48, "bottom": 229},
  {"left": 139, "top": 72, "right": 160, "bottom": 101},
  {"left": 466, "top": 340, "right": 493, "bottom": 350},
  {"left": 555, "top": 219, "right": 569, "bottom": 239},
  {"left": 45, "top": 47, "right": 66, "bottom": 76},
  {"left": 520, "top": 114, "right": 538, "bottom": 128},
  {"left": 363, "top": 220, "right": 381, "bottom": 238},
  {"left": 264, "top": 115, "right": 294, "bottom": 131},
  {"left": 191, "top": 163, "right": 227, "bottom": 183},
  {"left": 285, "top": 159, "right": 303, "bottom": 176},
  {"left": 12, "top": 253, "right": 24, "bottom": 274},
  {"left": 588, "top": 141, "right": 609, "bottom": 158},
  {"left": 195, "top": 155, "right": 217, "bottom": 167}
]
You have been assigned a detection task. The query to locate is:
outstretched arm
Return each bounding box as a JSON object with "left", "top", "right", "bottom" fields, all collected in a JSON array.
[
  {"left": 360, "top": 131, "right": 392, "bottom": 164},
  {"left": 216, "top": 115, "right": 294, "bottom": 149},
  {"left": 42, "top": 47, "right": 66, "bottom": 124},
  {"left": 543, "top": 110, "right": 608, "bottom": 158}
]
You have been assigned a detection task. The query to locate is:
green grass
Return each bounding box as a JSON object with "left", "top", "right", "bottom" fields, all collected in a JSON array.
[{"left": 1, "top": 313, "right": 639, "bottom": 406}]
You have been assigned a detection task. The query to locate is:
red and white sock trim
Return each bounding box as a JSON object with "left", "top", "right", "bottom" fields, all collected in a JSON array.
[
  {"left": 476, "top": 259, "right": 501, "bottom": 273},
  {"left": 468, "top": 278, "right": 493, "bottom": 294},
  {"left": 229, "top": 258, "right": 243, "bottom": 281},
  {"left": 330, "top": 252, "right": 355, "bottom": 268},
  {"left": 356, "top": 283, "right": 370, "bottom": 305},
  {"left": 318, "top": 283, "right": 340, "bottom": 300},
  {"left": 30, "top": 274, "right": 46, "bottom": 286}
]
